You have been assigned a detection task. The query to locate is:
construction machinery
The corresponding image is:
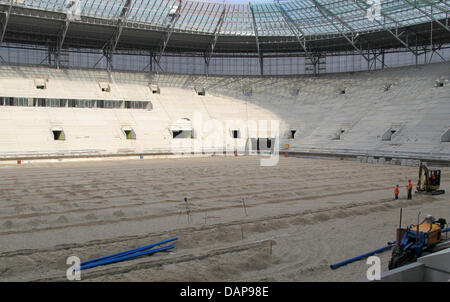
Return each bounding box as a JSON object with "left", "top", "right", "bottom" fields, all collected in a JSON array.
[
  {"left": 416, "top": 163, "right": 445, "bottom": 195},
  {"left": 388, "top": 212, "right": 449, "bottom": 270}
]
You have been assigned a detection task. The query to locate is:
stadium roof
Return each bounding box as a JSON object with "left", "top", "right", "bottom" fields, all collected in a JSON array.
[{"left": 0, "top": 0, "right": 448, "bottom": 54}]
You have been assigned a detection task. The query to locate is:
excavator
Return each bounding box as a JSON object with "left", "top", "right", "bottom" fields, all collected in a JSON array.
[
  {"left": 415, "top": 163, "right": 445, "bottom": 195},
  {"left": 388, "top": 164, "right": 447, "bottom": 269}
]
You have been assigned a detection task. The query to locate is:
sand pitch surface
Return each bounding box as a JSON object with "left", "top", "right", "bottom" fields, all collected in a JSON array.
[{"left": 0, "top": 156, "right": 449, "bottom": 281}]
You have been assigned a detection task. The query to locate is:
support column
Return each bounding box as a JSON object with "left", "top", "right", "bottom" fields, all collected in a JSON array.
[
  {"left": 0, "top": 0, "right": 12, "bottom": 46},
  {"left": 56, "top": 18, "right": 70, "bottom": 69},
  {"left": 205, "top": 6, "right": 226, "bottom": 77},
  {"left": 154, "top": 0, "right": 182, "bottom": 73},
  {"left": 93, "top": 0, "right": 133, "bottom": 77},
  {"left": 149, "top": 52, "right": 153, "bottom": 73},
  {"left": 249, "top": 3, "right": 263, "bottom": 76},
  {"left": 105, "top": 50, "right": 113, "bottom": 74}
]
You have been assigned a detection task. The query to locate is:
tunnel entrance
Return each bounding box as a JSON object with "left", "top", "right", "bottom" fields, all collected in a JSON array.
[
  {"left": 52, "top": 129, "right": 65, "bottom": 141},
  {"left": 172, "top": 130, "right": 194, "bottom": 139},
  {"left": 250, "top": 138, "right": 276, "bottom": 153}
]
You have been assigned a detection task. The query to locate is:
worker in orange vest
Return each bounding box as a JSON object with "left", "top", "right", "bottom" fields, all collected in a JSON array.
[
  {"left": 407, "top": 179, "right": 413, "bottom": 200},
  {"left": 431, "top": 172, "right": 436, "bottom": 186},
  {"left": 394, "top": 184, "right": 399, "bottom": 200}
]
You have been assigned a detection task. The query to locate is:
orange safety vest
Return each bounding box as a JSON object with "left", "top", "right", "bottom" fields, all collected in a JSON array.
[
  {"left": 394, "top": 186, "right": 399, "bottom": 194},
  {"left": 408, "top": 182, "right": 413, "bottom": 190}
]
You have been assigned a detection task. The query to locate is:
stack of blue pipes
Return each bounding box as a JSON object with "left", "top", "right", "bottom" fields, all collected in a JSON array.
[{"left": 76, "top": 237, "right": 178, "bottom": 271}]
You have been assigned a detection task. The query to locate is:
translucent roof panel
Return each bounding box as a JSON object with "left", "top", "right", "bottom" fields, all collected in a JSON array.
[
  {"left": 251, "top": 3, "right": 292, "bottom": 36},
  {"left": 4, "top": 0, "right": 449, "bottom": 37},
  {"left": 221, "top": 3, "right": 255, "bottom": 36}
]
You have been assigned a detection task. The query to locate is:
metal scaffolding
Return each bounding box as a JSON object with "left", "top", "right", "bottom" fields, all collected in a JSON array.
[
  {"left": 0, "top": 0, "right": 447, "bottom": 76},
  {"left": 2, "top": 0, "right": 447, "bottom": 37}
]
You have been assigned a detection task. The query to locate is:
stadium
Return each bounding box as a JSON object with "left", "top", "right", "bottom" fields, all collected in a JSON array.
[{"left": 0, "top": 0, "right": 449, "bottom": 283}]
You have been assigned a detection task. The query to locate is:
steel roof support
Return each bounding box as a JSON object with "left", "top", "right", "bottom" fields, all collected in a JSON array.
[
  {"left": 357, "top": 0, "right": 445, "bottom": 63},
  {"left": 310, "top": 0, "right": 380, "bottom": 69},
  {"left": 421, "top": 0, "right": 450, "bottom": 14},
  {"left": 427, "top": 42, "right": 447, "bottom": 62},
  {"left": 92, "top": 0, "right": 133, "bottom": 74},
  {"left": 0, "top": 0, "right": 12, "bottom": 45},
  {"left": 276, "top": 3, "right": 308, "bottom": 54},
  {"left": 109, "top": 0, "right": 133, "bottom": 53},
  {"left": 205, "top": 6, "right": 226, "bottom": 77},
  {"left": 56, "top": 0, "right": 86, "bottom": 68},
  {"left": 352, "top": 0, "right": 420, "bottom": 59},
  {"left": 402, "top": 0, "right": 449, "bottom": 32},
  {"left": 140, "top": 51, "right": 157, "bottom": 72},
  {"left": 55, "top": 18, "right": 70, "bottom": 69},
  {"left": 276, "top": 3, "right": 324, "bottom": 75},
  {"left": 424, "top": 21, "right": 446, "bottom": 63},
  {"left": 148, "top": 52, "right": 154, "bottom": 73},
  {"left": 154, "top": 0, "right": 183, "bottom": 73},
  {"left": 105, "top": 0, "right": 133, "bottom": 74},
  {"left": 250, "top": 4, "right": 264, "bottom": 76}
]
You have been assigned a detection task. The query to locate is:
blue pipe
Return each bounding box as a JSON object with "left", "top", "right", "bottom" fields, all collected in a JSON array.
[
  {"left": 78, "top": 245, "right": 175, "bottom": 271},
  {"left": 330, "top": 228, "right": 449, "bottom": 270},
  {"left": 330, "top": 241, "right": 396, "bottom": 270},
  {"left": 81, "top": 237, "right": 178, "bottom": 266}
]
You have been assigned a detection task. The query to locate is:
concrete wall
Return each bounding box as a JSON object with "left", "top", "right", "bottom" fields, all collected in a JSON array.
[
  {"left": 0, "top": 62, "right": 449, "bottom": 160},
  {"left": 0, "top": 65, "right": 282, "bottom": 159},
  {"left": 373, "top": 248, "right": 450, "bottom": 282}
]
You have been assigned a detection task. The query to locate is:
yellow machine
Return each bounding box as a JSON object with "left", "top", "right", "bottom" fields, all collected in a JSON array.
[
  {"left": 416, "top": 164, "right": 445, "bottom": 195},
  {"left": 416, "top": 221, "right": 443, "bottom": 245}
]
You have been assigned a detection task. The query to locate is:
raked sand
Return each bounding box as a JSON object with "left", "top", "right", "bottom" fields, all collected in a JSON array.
[{"left": 0, "top": 156, "right": 449, "bottom": 281}]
